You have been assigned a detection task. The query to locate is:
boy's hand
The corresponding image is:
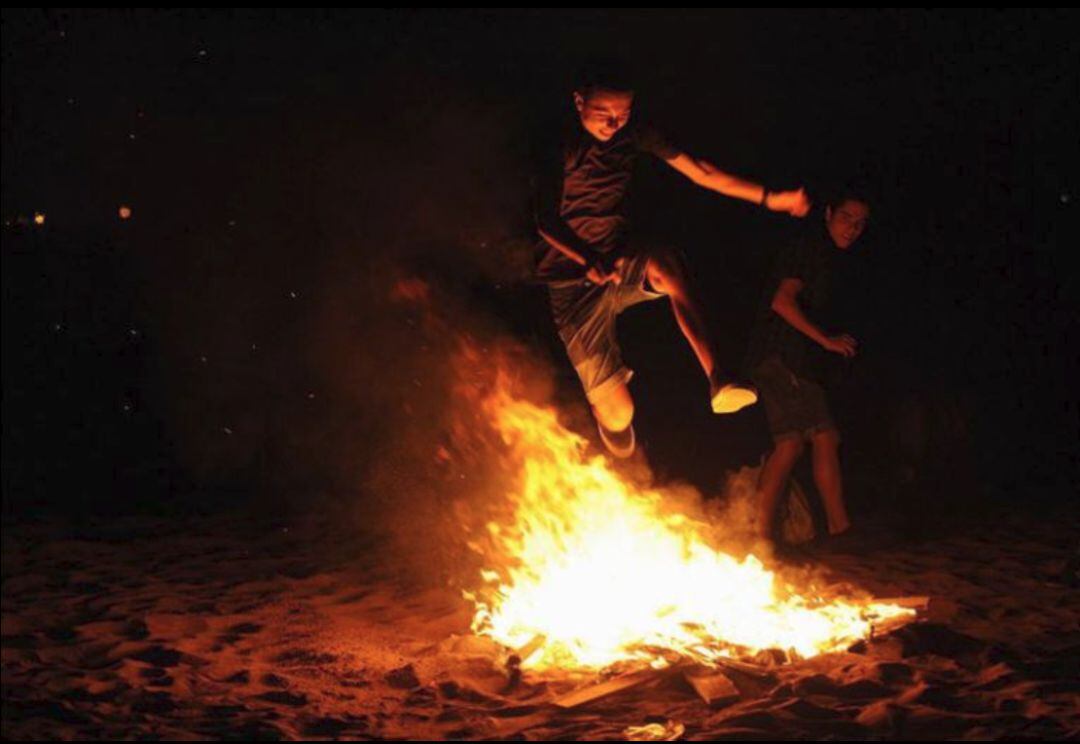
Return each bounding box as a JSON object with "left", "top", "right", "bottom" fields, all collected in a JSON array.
[
  {"left": 821, "top": 333, "right": 858, "bottom": 358},
  {"left": 765, "top": 187, "right": 811, "bottom": 217}
]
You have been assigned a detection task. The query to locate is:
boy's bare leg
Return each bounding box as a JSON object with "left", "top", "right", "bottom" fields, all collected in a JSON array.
[
  {"left": 590, "top": 381, "right": 636, "bottom": 457},
  {"left": 645, "top": 253, "right": 718, "bottom": 378},
  {"left": 757, "top": 437, "right": 805, "bottom": 539},
  {"left": 811, "top": 428, "right": 851, "bottom": 535}
]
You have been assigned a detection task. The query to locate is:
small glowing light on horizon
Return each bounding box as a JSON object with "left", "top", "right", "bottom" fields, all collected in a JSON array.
[
  {"left": 118, "top": 205, "right": 132, "bottom": 220},
  {"left": 33, "top": 212, "right": 46, "bottom": 225}
]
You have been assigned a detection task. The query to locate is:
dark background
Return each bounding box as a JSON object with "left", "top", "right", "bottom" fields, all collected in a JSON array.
[{"left": 3, "top": 9, "right": 1077, "bottom": 526}]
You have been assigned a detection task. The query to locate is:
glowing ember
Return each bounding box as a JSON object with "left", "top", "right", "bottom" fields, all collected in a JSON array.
[
  {"left": 118, "top": 205, "right": 133, "bottom": 220},
  {"left": 33, "top": 212, "right": 46, "bottom": 225},
  {"left": 466, "top": 385, "right": 914, "bottom": 672}
]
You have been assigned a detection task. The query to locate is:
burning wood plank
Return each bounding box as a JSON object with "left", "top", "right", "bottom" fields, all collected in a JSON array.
[
  {"left": 860, "top": 596, "right": 929, "bottom": 637},
  {"left": 504, "top": 633, "right": 547, "bottom": 690},
  {"left": 508, "top": 633, "right": 547, "bottom": 667}
]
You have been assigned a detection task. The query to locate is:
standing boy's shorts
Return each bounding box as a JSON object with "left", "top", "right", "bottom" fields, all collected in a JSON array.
[
  {"left": 548, "top": 249, "right": 663, "bottom": 404},
  {"left": 751, "top": 355, "right": 838, "bottom": 442}
]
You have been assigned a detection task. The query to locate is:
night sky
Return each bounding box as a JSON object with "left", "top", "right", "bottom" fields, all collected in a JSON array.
[{"left": 3, "top": 9, "right": 1077, "bottom": 521}]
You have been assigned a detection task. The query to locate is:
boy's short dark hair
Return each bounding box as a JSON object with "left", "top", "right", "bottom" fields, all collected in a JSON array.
[
  {"left": 575, "top": 58, "right": 635, "bottom": 98},
  {"left": 823, "top": 184, "right": 872, "bottom": 211}
]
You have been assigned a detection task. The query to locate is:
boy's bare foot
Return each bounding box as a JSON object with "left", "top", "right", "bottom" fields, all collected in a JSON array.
[{"left": 814, "top": 527, "right": 865, "bottom": 556}]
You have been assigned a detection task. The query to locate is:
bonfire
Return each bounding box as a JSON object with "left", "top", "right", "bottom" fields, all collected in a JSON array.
[{"left": 464, "top": 383, "right": 917, "bottom": 678}]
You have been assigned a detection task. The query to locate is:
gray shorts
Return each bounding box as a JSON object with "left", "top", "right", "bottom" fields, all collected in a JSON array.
[
  {"left": 548, "top": 250, "right": 663, "bottom": 403},
  {"left": 751, "top": 355, "right": 838, "bottom": 442}
]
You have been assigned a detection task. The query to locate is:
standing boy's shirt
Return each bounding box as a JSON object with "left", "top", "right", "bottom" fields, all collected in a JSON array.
[
  {"left": 534, "top": 121, "right": 678, "bottom": 283},
  {"left": 747, "top": 218, "right": 844, "bottom": 382}
]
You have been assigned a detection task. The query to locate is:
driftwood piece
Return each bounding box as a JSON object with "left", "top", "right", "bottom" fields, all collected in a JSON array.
[
  {"left": 870, "top": 613, "right": 921, "bottom": 639},
  {"left": 859, "top": 595, "right": 931, "bottom": 611},
  {"left": 713, "top": 657, "right": 778, "bottom": 679},
  {"left": 682, "top": 667, "right": 740, "bottom": 705},
  {"left": 552, "top": 667, "right": 669, "bottom": 709},
  {"left": 859, "top": 595, "right": 930, "bottom": 638}
]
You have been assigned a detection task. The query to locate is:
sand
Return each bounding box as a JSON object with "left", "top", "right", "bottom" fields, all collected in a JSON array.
[{"left": 2, "top": 507, "right": 1077, "bottom": 740}]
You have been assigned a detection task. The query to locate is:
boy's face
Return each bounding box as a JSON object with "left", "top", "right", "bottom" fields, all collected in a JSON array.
[
  {"left": 574, "top": 87, "right": 634, "bottom": 142},
  {"left": 825, "top": 199, "right": 870, "bottom": 250}
]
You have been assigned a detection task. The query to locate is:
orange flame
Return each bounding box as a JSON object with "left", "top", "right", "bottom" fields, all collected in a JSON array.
[{"left": 466, "top": 382, "right": 913, "bottom": 672}]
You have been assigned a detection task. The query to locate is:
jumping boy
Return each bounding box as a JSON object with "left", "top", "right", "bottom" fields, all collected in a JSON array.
[{"left": 536, "top": 72, "right": 811, "bottom": 457}]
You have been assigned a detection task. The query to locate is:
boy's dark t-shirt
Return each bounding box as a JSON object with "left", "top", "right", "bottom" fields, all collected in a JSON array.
[
  {"left": 534, "top": 122, "right": 677, "bottom": 282},
  {"left": 747, "top": 220, "right": 843, "bottom": 382}
]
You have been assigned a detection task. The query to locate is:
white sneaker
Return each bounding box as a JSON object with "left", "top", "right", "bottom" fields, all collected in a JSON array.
[{"left": 596, "top": 420, "right": 636, "bottom": 458}]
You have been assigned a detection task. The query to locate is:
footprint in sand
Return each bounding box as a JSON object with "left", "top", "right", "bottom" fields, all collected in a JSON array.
[
  {"left": 260, "top": 672, "right": 290, "bottom": 688},
  {"left": 216, "top": 622, "right": 263, "bottom": 646},
  {"left": 256, "top": 690, "right": 308, "bottom": 707},
  {"left": 130, "top": 644, "right": 183, "bottom": 668}
]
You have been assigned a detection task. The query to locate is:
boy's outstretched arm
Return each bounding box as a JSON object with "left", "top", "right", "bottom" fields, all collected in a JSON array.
[{"left": 661, "top": 151, "right": 811, "bottom": 217}]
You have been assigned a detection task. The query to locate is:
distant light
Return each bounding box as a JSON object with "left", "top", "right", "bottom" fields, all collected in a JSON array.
[
  {"left": 1062, "top": 193, "right": 1071, "bottom": 204},
  {"left": 118, "top": 205, "right": 132, "bottom": 220},
  {"left": 33, "top": 212, "right": 46, "bottom": 225}
]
